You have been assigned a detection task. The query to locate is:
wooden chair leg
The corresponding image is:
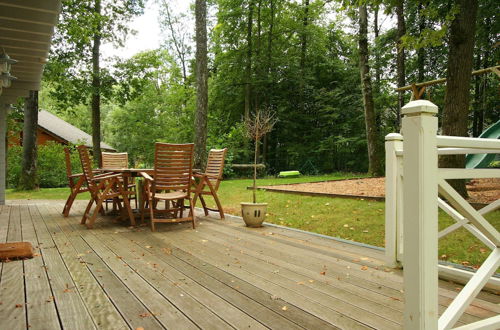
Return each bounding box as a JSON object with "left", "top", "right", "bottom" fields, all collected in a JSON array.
[
  {"left": 149, "top": 197, "right": 156, "bottom": 232},
  {"left": 81, "top": 198, "right": 94, "bottom": 225},
  {"left": 199, "top": 195, "right": 209, "bottom": 216},
  {"left": 189, "top": 198, "right": 195, "bottom": 229},
  {"left": 63, "top": 189, "right": 77, "bottom": 217},
  {"left": 87, "top": 196, "right": 105, "bottom": 228},
  {"left": 211, "top": 193, "right": 225, "bottom": 220}
]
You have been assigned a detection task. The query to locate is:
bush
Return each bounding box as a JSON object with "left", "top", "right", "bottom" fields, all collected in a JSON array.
[{"left": 7, "top": 142, "right": 82, "bottom": 189}]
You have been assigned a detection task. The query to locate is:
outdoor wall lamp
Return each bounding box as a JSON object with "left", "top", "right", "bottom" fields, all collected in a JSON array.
[
  {"left": 0, "top": 72, "right": 17, "bottom": 88},
  {"left": 0, "top": 51, "right": 17, "bottom": 74}
]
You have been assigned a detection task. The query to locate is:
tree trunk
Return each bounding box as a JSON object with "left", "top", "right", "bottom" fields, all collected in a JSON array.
[
  {"left": 194, "top": 0, "right": 209, "bottom": 169},
  {"left": 395, "top": 0, "right": 406, "bottom": 128},
  {"left": 91, "top": 0, "right": 102, "bottom": 167},
  {"left": 373, "top": 4, "right": 381, "bottom": 90},
  {"left": 19, "top": 90, "right": 39, "bottom": 190},
  {"left": 358, "top": 5, "right": 383, "bottom": 177},
  {"left": 299, "top": 0, "right": 309, "bottom": 110},
  {"left": 244, "top": 0, "right": 254, "bottom": 122},
  {"left": 441, "top": 0, "right": 478, "bottom": 197},
  {"left": 417, "top": 3, "right": 425, "bottom": 83},
  {"left": 263, "top": 0, "right": 275, "bottom": 164}
]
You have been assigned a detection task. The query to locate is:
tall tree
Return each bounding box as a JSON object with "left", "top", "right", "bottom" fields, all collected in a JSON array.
[
  {"left": 19, "top": 91, "right": 39, "bottom": 190},
  {"left": 395, "top": 0, "right": 406, "bottom": 127},
  {"left": 244, "top": 0, "right": 255, "bottom": 121},
  {"left": 358, "top": 4, "right": 383, "bottom": 176},
  {"left": 194, "top": 0, "right": 209, "bottom": 169},
  {"left": 92, "top": 0, "right": 103, "bottom": 166},
  {"left": 441, "top": 0, "right": 479, "bottom": 196},
  {"left": 45, "top": 0, "right": 144, "bottom": 165}
]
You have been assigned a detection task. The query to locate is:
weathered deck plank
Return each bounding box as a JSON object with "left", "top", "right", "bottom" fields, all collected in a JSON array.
[
  {"left": 28, "top": 204, "right": 96, "bottom": 330},
  {"left": 0, "top": 205, "right": 26, "bottom": 330},
  {"left": 43, "top": 203, "right": 164, "bottom": 330},
  {"left": 0, "top": 200, "right": 497, "bottom": 330},
  {"left": 119, "top": 231, "right": 331, "bottom": 330},
  {"left": 22, "top": 205, "right": 61, "bottom": 329},
  {"left": 36, "top": 204, "right": 129, "bottom": 329}
]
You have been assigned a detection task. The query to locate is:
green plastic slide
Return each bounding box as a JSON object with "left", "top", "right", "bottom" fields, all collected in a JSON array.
[{"left": 465, "top": 120, "right": 500, "bottom": 169}]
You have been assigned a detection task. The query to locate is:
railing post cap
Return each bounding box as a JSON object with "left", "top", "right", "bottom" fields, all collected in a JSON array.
[
  {"left": 401, "top": 100, "right": 438, "bottom": 115},
  {"left": 385, "top": 133, "right": 403, "bottom": 141}
]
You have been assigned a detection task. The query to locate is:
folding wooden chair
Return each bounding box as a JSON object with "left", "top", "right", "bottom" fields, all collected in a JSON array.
[
  {"left": 101, "top": 152, "right": 137, "bottom": 210},
  {"left": 140, "top": 143, "right": 195, "bottom": 231},
  {"left": 193, "top": 148, "right": 227, "bottom": 219},
  {"left": 77, "top": 146, "right": 135, "bottom": 229},
  {"left": 62, "top": 147, "right": 90, "bottom": 217}
]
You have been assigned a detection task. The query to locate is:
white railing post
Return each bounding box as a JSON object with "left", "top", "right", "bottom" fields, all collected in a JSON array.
[
  {"left": 402, "top": 100, "right": 439, "bottom": 329},
  {"left": 385, "top": 133, "right": 403, "bottom": 267}
]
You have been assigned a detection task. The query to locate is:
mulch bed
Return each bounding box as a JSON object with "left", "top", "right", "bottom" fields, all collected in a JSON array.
[{"left": 260, "top": 177, "right": 499, "bottom": 205}]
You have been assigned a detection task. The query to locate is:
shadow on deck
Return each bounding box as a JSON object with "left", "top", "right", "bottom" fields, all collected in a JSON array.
[{"left": 0, "top": 200, "right": 498, "bottom": 329}]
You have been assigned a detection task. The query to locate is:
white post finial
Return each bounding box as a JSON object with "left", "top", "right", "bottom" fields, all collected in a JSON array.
[
  {"left": 402, "top": 99, "right": 438, "bottom": 116},
  {"left": 402, "top": 100, "right": 439, "bottom": 329}
]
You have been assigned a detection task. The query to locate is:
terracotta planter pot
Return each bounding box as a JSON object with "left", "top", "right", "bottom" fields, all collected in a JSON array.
[{"left": 240, "top": 202, "right": 268, "bottom": 227}]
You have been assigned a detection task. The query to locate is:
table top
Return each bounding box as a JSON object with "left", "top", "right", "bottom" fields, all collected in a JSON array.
[
  {"left": 99, "top": 168, "right": 202, "bottom": 174},
  {"left": 99, "top": 168, "right": 154, "bottom": 173}
]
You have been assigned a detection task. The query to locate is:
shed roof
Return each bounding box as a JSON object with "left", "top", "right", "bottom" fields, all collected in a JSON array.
[{"left": 38, "top": 110, "right": 115, "bottom": 151}]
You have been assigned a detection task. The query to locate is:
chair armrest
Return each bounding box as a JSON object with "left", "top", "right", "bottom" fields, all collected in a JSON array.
[
  {"left": 140, "top": 172, "right": 154, "bottom": 182},
  {"left": 68, "top": 173, "right": 84, "bottom": 178},
  {"left": 90, "top": 173, "right": 122, "bottom": 182}
]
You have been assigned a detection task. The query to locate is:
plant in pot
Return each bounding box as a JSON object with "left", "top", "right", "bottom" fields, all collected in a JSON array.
[{"left": 241, "top": 108, "right": 277, "bottom": 227}]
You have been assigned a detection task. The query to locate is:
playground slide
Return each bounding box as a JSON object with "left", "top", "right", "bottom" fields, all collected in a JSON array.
[{"left": 465, "top": 120, "right": 500, "bottom": 168}]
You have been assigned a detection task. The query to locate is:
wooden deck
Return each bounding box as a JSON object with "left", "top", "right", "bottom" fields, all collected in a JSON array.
[{"left": 0, "top": 201, "right": 498, "bottom": 329}]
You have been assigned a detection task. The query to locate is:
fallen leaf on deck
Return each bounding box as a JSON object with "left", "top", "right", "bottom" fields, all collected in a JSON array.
[
  {"left": 201, "top": 240, "right": 208, "bottom": 243},
  {"left": 296, "top": 281, "right": 305, "bottom": 285},
  {"left": 139, "top": 312, "right": 151, "bottom": 318},
  {"left": 390, "top": 297, "right": 401, "bottom": 301},
  {"left": 281, "top": 306, "right": 288, "bottom": 311},
  {"left": 320, "top": 271, "right": 326, "bottom": 275},
  {"left": 162, "top": 248, "right": 172, "bottom": 255},
  {"left": 136, "top": 328, "right": 145, "bottom": 330},
  {"left": 361, "top": 266, "right": 368, "bottom": 271},
  {"left": 15, "top": 304, "right": 23, "bottom": 308},
  {"left": 308, "top": 280, "right": 314, "bottom": 283},
  {"left": 145, "top": 246, "right": 152, "bottom": 249},
  {"left": 270, "top": 295, "right": 279, "bottom": 300}
]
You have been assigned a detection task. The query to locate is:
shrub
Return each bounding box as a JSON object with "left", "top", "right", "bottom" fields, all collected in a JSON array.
[{"left": 7, "top": 142, "right": 82, "bottom": 189}]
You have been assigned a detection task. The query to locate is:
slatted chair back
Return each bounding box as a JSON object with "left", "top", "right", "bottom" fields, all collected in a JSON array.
[
  {"left": 153, "top": 143, "right": 194, "bottom": 193},
  {"left": 205, "top": 148, "right": 227, "bottom": 191},
  {"left": 64, "top": 147, "right": 75, "bottom": 188},
  {"left": 102, "top": 152, "right": 129, "bottom": 169},
  {"left": 77, "top": 145, "right": 96, "bottom": 190}
]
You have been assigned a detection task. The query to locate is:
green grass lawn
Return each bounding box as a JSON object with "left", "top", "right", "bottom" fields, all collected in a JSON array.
[{"left": 7, "top": 172, "right": 499, "bottom": 269}]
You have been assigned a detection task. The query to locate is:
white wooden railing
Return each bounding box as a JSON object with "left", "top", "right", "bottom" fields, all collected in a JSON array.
[{"left": 384, "top": 100, "right": 500, "bottom": 329}]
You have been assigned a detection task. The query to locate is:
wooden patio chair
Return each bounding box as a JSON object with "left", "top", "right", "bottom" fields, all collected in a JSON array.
[
  {"left": 140, "top": 143, "right": 195, "bottom": 231},
  {"left": 101, "top": 152, "right": 137, "bottom": 210},
  {"left": 62, "top": 147, "right": 90, "bottom": 217},
  {"left": 77, "top": 146, "right": 135, "bottom": 229},
  {"left": 192, "top": 148, "right": 227, "bottom": 219}
]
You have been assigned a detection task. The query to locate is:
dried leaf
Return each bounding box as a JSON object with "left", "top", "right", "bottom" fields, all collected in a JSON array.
[
  {"left": 281, "top": 306, "right": 288, "bottom": 311},
  {"left": 361, "top": 266, "right": 368, "bottom": 271}
]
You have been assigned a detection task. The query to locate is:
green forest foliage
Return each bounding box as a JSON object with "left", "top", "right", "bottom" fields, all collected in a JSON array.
[
  {"left": 8, "top": 142, "right": 82, "bottom": 189},
  {"left": 37, "top": 0, "right": 498, "bottom": 177}
]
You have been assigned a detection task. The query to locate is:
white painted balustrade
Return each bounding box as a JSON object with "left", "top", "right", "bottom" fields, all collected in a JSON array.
[{"left": 384, "top": 100, "right": 500, "bottom": 330}]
